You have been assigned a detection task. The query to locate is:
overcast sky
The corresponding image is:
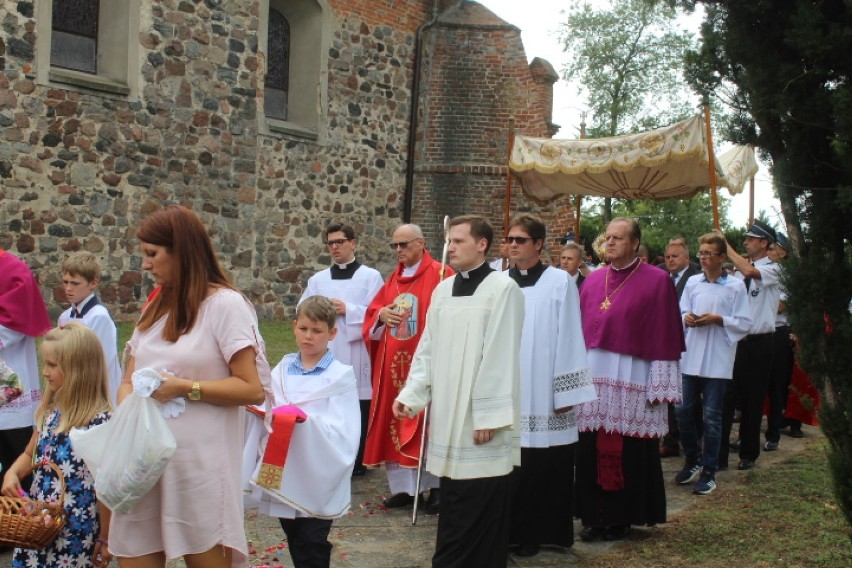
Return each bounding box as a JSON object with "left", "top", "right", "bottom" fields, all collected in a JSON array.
[{"left": 477, "top": 0, "right": 784, "bottom": 230}]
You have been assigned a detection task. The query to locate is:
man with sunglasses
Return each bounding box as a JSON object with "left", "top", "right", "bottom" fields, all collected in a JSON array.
[
  {"left": 300, "top": 222, "right": 384, "bottom": 476},
  {"left": 504, "top": 214, "right": 595, "bottom": 557},
  {"left": 362, "top": 224, "right": 453, "bottom": 511}
]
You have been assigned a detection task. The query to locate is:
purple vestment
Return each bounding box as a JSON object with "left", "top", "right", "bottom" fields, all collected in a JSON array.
[{"left": 579, "top": 261, "right": 684, "bottom": 361}]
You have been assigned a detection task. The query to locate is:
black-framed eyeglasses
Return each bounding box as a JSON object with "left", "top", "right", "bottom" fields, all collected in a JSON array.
[
  {"left": 696, "top": 251, "right": 722, "bottom": 258},
  {"left": 389, "top": 240, "right": 414, "bottom": 250},
  {"left": 504, "top": 236, "right": 532, "bottom": 245},
  {"left": 326, "top": 238, "right": 351, "bottom": 247}
]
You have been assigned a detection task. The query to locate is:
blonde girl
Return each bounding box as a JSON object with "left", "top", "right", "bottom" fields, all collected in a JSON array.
[{"left": 1, "top": 322, "right": 113, "bottom": 568}]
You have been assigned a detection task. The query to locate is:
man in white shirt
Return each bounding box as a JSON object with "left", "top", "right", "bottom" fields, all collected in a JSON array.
[
  {"left": 719, "top": 221, "right": 781, "bottom": 470},
  {"left": 300, "top": 222, "right": 384, "bottom": 476},
  {"left": 675, "top": 234, "right": 752, "bottom": 494}
]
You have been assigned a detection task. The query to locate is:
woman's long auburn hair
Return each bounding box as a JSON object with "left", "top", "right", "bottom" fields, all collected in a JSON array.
[
  {"left": 37, "top": 323, "right": 112, "bottom": 434},
  {"left": 136, "top": 205, "right": 234, "bottom": 341}
]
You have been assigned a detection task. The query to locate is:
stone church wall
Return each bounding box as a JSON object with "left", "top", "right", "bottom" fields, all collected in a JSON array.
[{"left": 0, "top": 0, "right": 565, "bottom": 320}]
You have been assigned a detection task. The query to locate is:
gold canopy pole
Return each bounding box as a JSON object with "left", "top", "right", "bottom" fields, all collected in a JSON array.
[
  {"left": 503, "top": 118, "right": 515, "bottom": 271},
  {"left": 574, "top": 112, "right": 587, "bottom": 238},
  {"left": 749, "top": 147, "right": 755, "bottom": 225},
  {"left": 702, "top": 101, "right": 720, "bottom": 230}
]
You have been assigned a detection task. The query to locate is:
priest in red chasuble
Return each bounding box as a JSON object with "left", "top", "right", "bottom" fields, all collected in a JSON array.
[{"left": 362, "top": 224, "right": 453, "bottom": 510}]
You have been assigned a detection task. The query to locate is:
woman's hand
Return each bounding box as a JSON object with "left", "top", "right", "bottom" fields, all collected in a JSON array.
[
  {"left": 92, "top": 538, "right": 113, "bottom": 567},
  {"left": 150, "top": 371, "right": 192, "bottom": 403}
]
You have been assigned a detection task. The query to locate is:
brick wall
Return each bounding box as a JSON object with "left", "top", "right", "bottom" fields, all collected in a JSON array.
[{"left": 411, "top": 0, "right": 573, "bottom": 257}]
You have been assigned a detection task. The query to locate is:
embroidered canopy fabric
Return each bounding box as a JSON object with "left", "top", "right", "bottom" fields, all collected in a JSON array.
[
  {"left": 509, "top": 115, "right": 756, "bottom": 201},
  {"left": 716, "top": 143, "right": 759, "bottom": 196}
]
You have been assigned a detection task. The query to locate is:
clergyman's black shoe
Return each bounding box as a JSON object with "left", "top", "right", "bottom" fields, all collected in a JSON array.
[
  {"left": 737, "top": 459, "right": 756, "bottom": 470},
  {"left": 603, "top": 525, "right": 631, "bottom": 541},
  {"left": 514, "top": 544, "right": 540, "bottom": 557},
  {"left": 579, "top": 526, "right": 605, "bottom": 542},
  {"left": 422, "top": 489, "right": 440, "bottom": 515},
  {"left": 383, "top": 492, "right": 414, "bottom": 508}
]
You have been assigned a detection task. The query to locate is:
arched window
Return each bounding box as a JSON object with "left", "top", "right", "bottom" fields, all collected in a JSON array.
[
  {"left": 261, "top": 0, "right": 327, "bottom": 139},
  {"left": 265, "top": 8, "right": 290, "bottom": 121}
]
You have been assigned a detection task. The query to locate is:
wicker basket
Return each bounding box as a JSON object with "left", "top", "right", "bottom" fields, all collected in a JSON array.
[{"left": 0, "top": 461, "right": 66, "bottom": 549}]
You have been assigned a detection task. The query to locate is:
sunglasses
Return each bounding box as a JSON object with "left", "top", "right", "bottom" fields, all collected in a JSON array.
[
  {"left": 326, "top": 239, "right": 351, "bottom": 247},
  {"left": 389, "top": 240, "right": 416, "bottom": 250},
  {"left": 504, "top": 236, "right": 532, "bottom": 244},
  {"left": 696, "top": 251, "right": 722, "bottom": 258}
]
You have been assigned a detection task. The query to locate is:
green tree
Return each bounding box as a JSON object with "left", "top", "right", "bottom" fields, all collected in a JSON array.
[
  {"left": 579, "top": 192, "right": 738, "bottom": 263},
  {"left": 559, "top": 0, "right": 697, "bottom": 222},
  {"left": 680, "top": 0, "right": 852, "bottom": 524}
]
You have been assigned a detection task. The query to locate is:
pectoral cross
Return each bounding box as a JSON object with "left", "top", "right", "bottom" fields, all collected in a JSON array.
[{"left": 600, "top": 298, "right": 611, "bottom": 310}]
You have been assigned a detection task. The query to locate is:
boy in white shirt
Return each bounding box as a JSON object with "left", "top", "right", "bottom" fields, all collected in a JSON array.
[
  {"left": 245, "top": 296, "right": 360, "bottom": 568},
  {"left": 675, "top": 234, "right": 753, "bottom": 494},
  {"left": 57, "top": 252, "right": 122, "bottom": 403}
]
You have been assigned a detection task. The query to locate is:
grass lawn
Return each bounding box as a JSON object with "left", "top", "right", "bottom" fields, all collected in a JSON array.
[
  {"left": 117, "top": 320, "right": 297, "bottom": 366},
  {"left": 581, "top": 442, "right": 852, "bottom": 568}
]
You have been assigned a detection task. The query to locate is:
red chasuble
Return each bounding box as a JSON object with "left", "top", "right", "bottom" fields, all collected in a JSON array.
[
  {"left": 0, "top": 251, "right": 51, "bottom": 337},
  {"left": 362, "top": 251, "right": 453, "bottom": 468}
]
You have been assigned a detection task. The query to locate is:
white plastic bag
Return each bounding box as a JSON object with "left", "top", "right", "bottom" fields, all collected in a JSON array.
[{"left": 70, "top": 393, "right": 177, "bottom": 513}]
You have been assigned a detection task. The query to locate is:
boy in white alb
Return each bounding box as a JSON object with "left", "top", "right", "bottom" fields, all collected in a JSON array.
[
  {"left": 244, "top": 296, "right": 360, "bottom": 568},
  {"left": 57, "top": 252, "right": 122, "bottom": 404},
  {"left": 675, "top": 234, "right": 752, "bottom": 494}
]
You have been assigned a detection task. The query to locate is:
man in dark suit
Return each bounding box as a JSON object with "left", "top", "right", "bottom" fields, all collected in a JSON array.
[
  {"left": 660, "top": 239, "right": 702, "bottom": 457},
  {"left": 559, "top": 242, "right": 586, "bottom": 288}
]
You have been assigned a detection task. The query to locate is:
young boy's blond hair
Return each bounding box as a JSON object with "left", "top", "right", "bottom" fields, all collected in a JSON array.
[
  {"left": 61, "top": 252, "right": 102, "bottom": 283},
  {"left": 296, "top": 296, "right": 337, "bottom": 329}
]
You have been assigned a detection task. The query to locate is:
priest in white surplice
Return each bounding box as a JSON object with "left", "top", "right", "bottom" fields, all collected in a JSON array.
[
  {"left": 504, "top": 214, "right": 596, "bottom": 557},
  {"left": 394, "top": 215, "right": 524, "bottom": 568},
  {"left": 299, "top": 222, "right": 383, "bottom": 475}
]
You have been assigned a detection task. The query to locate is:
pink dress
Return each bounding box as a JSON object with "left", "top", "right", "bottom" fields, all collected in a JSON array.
[{"left": 110, "top": 289, "right": 270, "bottom": 567}]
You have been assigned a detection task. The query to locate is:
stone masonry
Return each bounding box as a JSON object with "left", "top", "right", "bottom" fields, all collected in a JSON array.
[{"left": 0, "top": 0, "right": 571, "bottom": 320}]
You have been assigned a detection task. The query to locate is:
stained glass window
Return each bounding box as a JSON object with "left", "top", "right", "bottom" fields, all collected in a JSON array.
[
  {"left": 51, "top": 0, "right": 99, "bottom": 74},
  {"left": 265, "top": 8, "right": 290, "bottom": 120}
]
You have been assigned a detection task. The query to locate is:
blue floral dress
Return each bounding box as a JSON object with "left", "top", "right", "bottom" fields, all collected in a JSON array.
[{"left": 13, "top": 409, "right": 110, "bottom": 568}]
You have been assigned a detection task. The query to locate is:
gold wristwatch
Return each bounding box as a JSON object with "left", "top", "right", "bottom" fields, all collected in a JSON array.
[{"left": 188, "top": 381, "right": 201, "bottom": 401}]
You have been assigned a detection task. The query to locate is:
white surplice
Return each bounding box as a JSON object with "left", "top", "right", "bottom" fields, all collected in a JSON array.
[
  {"left": 244, "top": 355, "right": 360, "bottom": 519},
  {"left": 397, "top": 272, "right": 524, "bottom": 480},
  {"left": 517, "top": 266, "right": 596, "bottom": 447},
  {"left": 0, "top": 325, "right": 41, "bottom": 429},
  {"left": 300, "top": 263, "right": 383, "bottom": 400}
]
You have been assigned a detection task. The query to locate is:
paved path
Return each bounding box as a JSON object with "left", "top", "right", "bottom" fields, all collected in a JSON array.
[
  {"left": 1, "top": 423, "right": 820, "bottom": 567},
  {"left": 239, "top": 423, "right": 823, "bottom": 567}
]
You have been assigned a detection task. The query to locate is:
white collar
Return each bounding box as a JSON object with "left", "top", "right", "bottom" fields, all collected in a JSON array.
[
  {"left": 73, "top": 293, "right": 96, "bottom": 310},
  {"left": 459, "top": 261, "right": 487, "bottom": 279},
  {"left": 611, "top": 257, "right": 640, "bottom": 272},
  {"left": 402, "top": 260, "right": 421, "bottom": 277},
  {"left": 334, "top": 258, "right": 356, "bottom": 269}
]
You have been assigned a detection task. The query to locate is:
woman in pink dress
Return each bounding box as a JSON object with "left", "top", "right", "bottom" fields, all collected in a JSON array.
[{"left": 110, "top": 206, "right": 271, "bottom": 568}]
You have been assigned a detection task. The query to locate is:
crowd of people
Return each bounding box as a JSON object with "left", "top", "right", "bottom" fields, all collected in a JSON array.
[{"left": 0, "top": 206, "right": 817, "bottom": 568}]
